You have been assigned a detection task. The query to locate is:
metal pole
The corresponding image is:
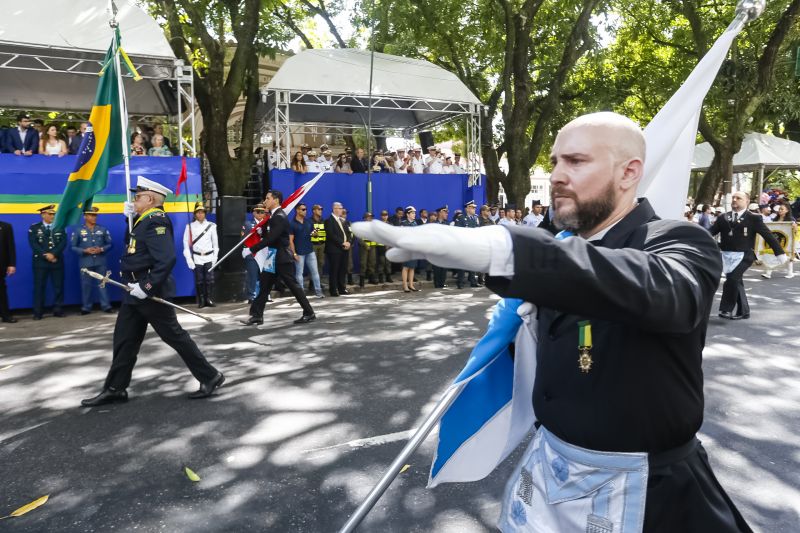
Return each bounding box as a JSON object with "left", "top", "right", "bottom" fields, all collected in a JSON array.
[
  {"left": 365, "top": 0, "right": 377, "bottom": 214},
  {"left": 338, "top": 381, "right": 466, "bottom": 533},
  {"left": 108, "top": 1, "right": 133, "bottom": 233},
  {"left": 81, "top": 269, "right": 213, "bottom": 322}
]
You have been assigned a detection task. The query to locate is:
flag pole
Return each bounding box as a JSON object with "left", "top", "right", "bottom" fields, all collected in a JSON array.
[
  {"left": 108, "top": 1, "right": 133, "bottom": 233},
  {"left": 338, "top": 382, "right": 465, "bottom": 533}
]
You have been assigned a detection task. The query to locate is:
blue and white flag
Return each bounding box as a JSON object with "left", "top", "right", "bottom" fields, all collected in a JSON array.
[{"left": 429, "top": 16, "right": 748, "bottom": 486}]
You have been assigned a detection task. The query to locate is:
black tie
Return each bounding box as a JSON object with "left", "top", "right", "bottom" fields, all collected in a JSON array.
[{"left": 733, "top": 213, "right": 739, "bottom": 223}]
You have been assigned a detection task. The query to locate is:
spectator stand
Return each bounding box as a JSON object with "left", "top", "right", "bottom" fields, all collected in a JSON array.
[
  {"left": 0, "top": 0, "right": 197, "bottom": 156},
  {"left": 259, "top": 49, "right": 484, "bottom": 186}
]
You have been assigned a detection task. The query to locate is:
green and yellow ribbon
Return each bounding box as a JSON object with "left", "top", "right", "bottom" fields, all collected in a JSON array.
[{"left": 578, "top": 320, "right": 592, "bottom": 348}]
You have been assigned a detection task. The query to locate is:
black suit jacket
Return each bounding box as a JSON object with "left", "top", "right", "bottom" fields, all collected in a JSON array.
[
  {"left": 5, "top": 127, "right": 39, "bottom": 153},
  {"left": 249, "top": 208, "right": 293, "bottom": 264},
  {"left": 67, "top": 134, "right": 82, "bottom": 155},
  {"left": 710, "top": 210, "right": 784, "bottom": 257},
  {"left": 487, "top": 199, "right": 723, "bottom": 453},
  {"left": 351, "top": 157, "right": 369, "bottom": 173},
  {"left": 0, "top": 221, "right": 16, "bottom": 272},
  {"left": 324, "top": 215, "right": 350, "bottom": 254}
]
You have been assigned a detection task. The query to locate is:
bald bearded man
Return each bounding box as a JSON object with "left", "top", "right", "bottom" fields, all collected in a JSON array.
[{"left": 353, "top": 112, "right": 751, "bottom": 532}]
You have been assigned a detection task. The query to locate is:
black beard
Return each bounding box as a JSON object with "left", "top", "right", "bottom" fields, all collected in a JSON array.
[{"left": 552, "top": 181, "right": 617, "bottom": 234}]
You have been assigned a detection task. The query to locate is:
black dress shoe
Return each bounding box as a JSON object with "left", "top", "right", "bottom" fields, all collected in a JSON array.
[
  {"left": 103, "top": 308, "right": 115, "bottom": 314},
  {"left": 2, "top": 317, "right": 18, "bottom": 323},
  {"left": 410, "top": 287, "right": 420, "bottom": 292},
  {"left": 341, "top": 289, "right": 351, "bottom": 295},
  {"left": 731, "top": 313, "right": 750, "bottom": 320},
  {"left": 243, "top": 316, "right": 263, "bottom": 325},
  {"left": 81, "top": 388, "right": 128, "bottom": 407},
  {"left": 33, "top": 315, "right": 43, "bottom": 321},
  {"left": 206, "top": 299, "right": 216, "bottom": 307},
  {"left": 718, "top": 311, "right": 733, "bottom": 319},
  {"left": 189, "top": 372, "right": 225, "bottom": 399},
  {"left": 329, "top": 292, "right": 340, "bottom": 297},
  {"left": 294, "top": 314, "right": 316, "bottom": 324},
  {"left": 53, "top": 311, "right": 66, "bottom": 318},
  {"left": 81, "top": 310, "right": 91, "bottom": 316}
]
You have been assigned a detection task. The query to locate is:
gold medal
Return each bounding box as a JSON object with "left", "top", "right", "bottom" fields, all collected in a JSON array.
[{"left": 578, "top": 321, "right": 593, "bottom": 373}]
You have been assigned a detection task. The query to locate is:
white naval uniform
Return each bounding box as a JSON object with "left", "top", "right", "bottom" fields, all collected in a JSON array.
[
  {"left": 424, "top": 155, "right": 444, "bottom": 174},
  {"left": 410, "top": 157, "right": 425, "bottom": 174},
  {"left": 183, "top": 219, "right": 219, "bottom": 269},
  {"left": 522, "top": 213, "right": 544, "bottom": 227}
]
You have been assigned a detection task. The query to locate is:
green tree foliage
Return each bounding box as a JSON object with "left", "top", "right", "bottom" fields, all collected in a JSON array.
[{"left": 144, "top": 0, "right": 291, "bottom": 196}]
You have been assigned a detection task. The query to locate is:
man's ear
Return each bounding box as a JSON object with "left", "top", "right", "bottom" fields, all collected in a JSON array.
[{"left": 620, "top": 158, "right": 643, "bottom": 192}]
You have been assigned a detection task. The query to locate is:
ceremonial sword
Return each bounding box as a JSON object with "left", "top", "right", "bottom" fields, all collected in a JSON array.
[{"left": 80, "top": 268, "right": 213, "bottom": 322}]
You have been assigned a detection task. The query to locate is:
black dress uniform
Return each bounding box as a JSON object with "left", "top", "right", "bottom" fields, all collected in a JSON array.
[
  {"left": 28, "top": 206, "right": 67, "bottom": 319},
  {"left": 710, "top": 209, "right": 784, "bottom": 318},
  {"left": 324, "top": 213, "right": 351, "bottom": 296},
  {"left": 94, "top": 205, "right": 222, "bottom": 400},
  {"left": 0, "top": 220, "right": 17, "bottom": 322},
  {"left": 454, "top": 204, "right": 480, "bottom": 288},
  {"left": 248, "top": 207, "right": 315, "bottom": 323},
  {"left": 487, "top": 199, "right": 752, "bottom": 532}
]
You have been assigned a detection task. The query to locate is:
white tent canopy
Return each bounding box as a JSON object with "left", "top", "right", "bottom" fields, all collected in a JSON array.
[
  {"left": 692, "top": 132, "right": 800, "bottom": 172},
  {"left": 0, "top": 0, "right": 178, "bottom": 116},
  {"left": 260, "top": 49, "right": 481, "bottom": 130}
]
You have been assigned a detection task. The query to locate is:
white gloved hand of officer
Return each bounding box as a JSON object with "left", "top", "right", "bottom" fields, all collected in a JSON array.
[
  {"left": 187, "top": 260, "right": 195, "bottom": 270},
  {"left": 242, "top": 248, "right": 252, "bottom": 258},
  {"left": 123, "top": 201, "right": 136, "bottom": 217},
  {"left": 127, "top": 282, "right": 147, "bottom": 299},
  {"left": 776, "top": 253, "right": 789, "bottom": 265},
  {"left": 350, "top": 220, "right": 511, "bottom": 273}
]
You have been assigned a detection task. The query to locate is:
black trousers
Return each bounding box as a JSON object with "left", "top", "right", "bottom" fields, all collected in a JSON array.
[
  {"left": 326, "top": 251, "right": 348, "bottom": 295},
  {"left": 104, "top": 300, "right": 218, "bottom": 390},
  {"left": 719, "top": 254, "right": 754, "bottom": 315},
  {"left": 249, "top": 263, "right": 314, "bottom": 319},
  {"left": 643, "top": 439, "right": 752, "bottom": 532},
  {"left": 432, "top": 265, "right": 448, "bottom": 288},
  {"left": 456, "top": 269, "right": 476, "bottom": 287},
  {"left": 33, "top": 265, "right": 63, "bottom": 316},
  {"left": 0, "top": 273, "right": 10, "bottom": 318},
  {"left": 193, "top": 262, "right": 214, "bottom": 294}
]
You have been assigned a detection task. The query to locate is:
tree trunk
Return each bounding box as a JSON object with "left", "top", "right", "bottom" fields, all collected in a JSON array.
[{"left": 695, "top": 144, "right": 734, "bottom": 206}]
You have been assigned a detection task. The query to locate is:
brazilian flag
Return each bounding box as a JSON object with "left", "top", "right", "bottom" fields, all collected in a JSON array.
[{"left": 54, "top": 29, "right": 128, "bottom": 230}]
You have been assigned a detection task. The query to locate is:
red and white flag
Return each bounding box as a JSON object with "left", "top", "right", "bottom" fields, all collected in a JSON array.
[{"left": 253, "top": 171, "right": 327, "bottom": 270}]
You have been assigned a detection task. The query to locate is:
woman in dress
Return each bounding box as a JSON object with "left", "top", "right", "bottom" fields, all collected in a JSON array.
[
  {"left": 400, "top": 206, "right": 420, "bottom": 293},
  {"left": 130, "top": 133, "right": 146, "bottom": 156},
  {"left": 335, "top": 153, "right": 352, "bottom": 174},
  {"left": 147, "top": 134, "right": 172, "bottom": 156},
  {"left": 40, "top": 124, "right": 67, "bottom": 157}
]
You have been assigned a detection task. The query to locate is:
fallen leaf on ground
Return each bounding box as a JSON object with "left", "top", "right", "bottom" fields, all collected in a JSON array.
[
  {"left": 184, "top": 467, "right": 201, "bottom": 482},
  {"left": 0, "top": 495, "right": 49, "bottom": 519},
  {"left": 399, "top": 464, "right": 411, "bottom": 474}
]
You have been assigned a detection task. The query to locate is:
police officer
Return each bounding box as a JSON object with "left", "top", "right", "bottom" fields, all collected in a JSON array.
[
  {"left": 28, "top": 204, "right": 66, "bottom": 319},
  {"left": 183, "top": 201, "right": 219, "bottom": 308},
  {"left": 81, "top": 177, "right": 224, "bottom": 406},
  {"left": 71, "top": 207, "right": 113, "bottom": 315},
  {"left": 359, "top": 212, "right": 378, "bottom": 286},
  {"left": 310, "top": 204, "right": 326, "bottom": 289},
  {"left": 454, "top": 200, "right": 479, "bottom": 288},
  {"left": 242, "top": 203, "right": 267, "bottom": 302},
  {"left": 431, "top": 206, "right": 449, "bottom": 288}
]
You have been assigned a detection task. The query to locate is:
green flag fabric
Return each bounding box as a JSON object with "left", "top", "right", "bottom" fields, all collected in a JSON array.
[{"left": 54, "top": 30, "right": 126, "bottom": 230}]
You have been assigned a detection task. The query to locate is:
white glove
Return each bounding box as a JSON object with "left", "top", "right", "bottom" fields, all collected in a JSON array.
[
  {"left": 127, "top": 282, "right": 147, "bottom": 299},
  {"left": 187, "top": 261, "right": 195, "bottom": 270},
  {"left": 242, "top": 248, "right": 252, "bottom": 258},
  {"left": 350, "top": 221, "right": 500, "bottom": 272},
  {"left": 776, "top": 254, "right": 789, "bottom": 265},
  {"left": 123, "top": 201, "right": 136, "bottom": 217}
]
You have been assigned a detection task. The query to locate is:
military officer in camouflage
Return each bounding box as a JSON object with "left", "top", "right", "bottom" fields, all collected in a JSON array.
[
  {"left": 28, "top": 204, "right": 67, "bottom": 319},
  {"left": 71, "top": 206, "right": 114, "bottom": 314},
  {"left": 454, "top": 200, "right": 480, "bottom": 288},
  {"left": 81, "top": 176, "right": 224, "bottom": 407}
]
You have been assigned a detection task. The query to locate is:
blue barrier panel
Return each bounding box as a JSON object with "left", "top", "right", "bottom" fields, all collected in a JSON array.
[
  {"left": 270, "top": 169, "right": 486, "bottom": 219},
  {"left": 0, "top": 155, "right": 203, "bottom": 311}
]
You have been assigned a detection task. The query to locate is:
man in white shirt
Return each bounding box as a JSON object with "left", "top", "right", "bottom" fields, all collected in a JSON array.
[
  {"left": 442, "top": 156, "right": 455, "bottom": 174},
  {"left": 452, "top": 153, "right": 466, "bottom": 173},
  {"left": 306, "top": 151, "right": 321, "bottom": 172},
  {"left": 394, "top": 148, "right": 409, "bottom": 173},
  {"left": 318, "top": 149, "right": 334, "bottom": 171},
  {"left": 410, "top": 148, "right": 425, "bottom": 174},
  {"left": 424, "top": 147, "right": 444, "bottom": 174},
  {"left": 522, "top": 203, "right": 545, "bottom": 227},
  {"left": 183, "top": 202, "right": 219, "bottom": 308},
  {"left": 301, "top": 143, "right": 311, "bottom": 162}
]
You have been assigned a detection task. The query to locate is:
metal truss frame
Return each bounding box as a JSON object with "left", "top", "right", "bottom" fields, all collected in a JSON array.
[{"left": 265, "top": 89, "right": 483, "bottom": 174}]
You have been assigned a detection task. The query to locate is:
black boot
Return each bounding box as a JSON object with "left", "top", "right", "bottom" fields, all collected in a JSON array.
[
  {"left": 385, "top": 275, "right": 394, "bottom": 283},
  {"left": 197, "top": 286, "right": 206, "bottom": 308},
  {"left": 359, "top": 275, "right": 365, "bottom": 288},
  {"left": 370, "top": 276, "right": 379, "bottom": 285},
  {"left": 347, "top": 273, "right": 354, "bottom": 285},
  {"left": 205, "top": 284, "right": 216, "bottom": 307}
]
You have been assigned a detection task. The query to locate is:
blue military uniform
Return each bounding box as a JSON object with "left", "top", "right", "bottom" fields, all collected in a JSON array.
[
  {"left": 28, "top": 205, "right": 66, "bottom": 319},
  {"left": 454, "top": 201, "right": 480, "bottom": 288},
  {"left": 71, "top": 207, "right": 113, "bottom": 313}
]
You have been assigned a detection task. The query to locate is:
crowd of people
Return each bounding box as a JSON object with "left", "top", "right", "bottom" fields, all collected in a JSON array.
[
  {"left": 0, "top": 112, "right": 176, "bottom": 157},
  {"left": 287, "top": 142, "right": 469, "bottom": 174}
]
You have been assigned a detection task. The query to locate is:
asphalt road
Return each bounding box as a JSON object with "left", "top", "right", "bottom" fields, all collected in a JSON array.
[{"left": 1, "top": 267, "right": 798, "bottom": 532}]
